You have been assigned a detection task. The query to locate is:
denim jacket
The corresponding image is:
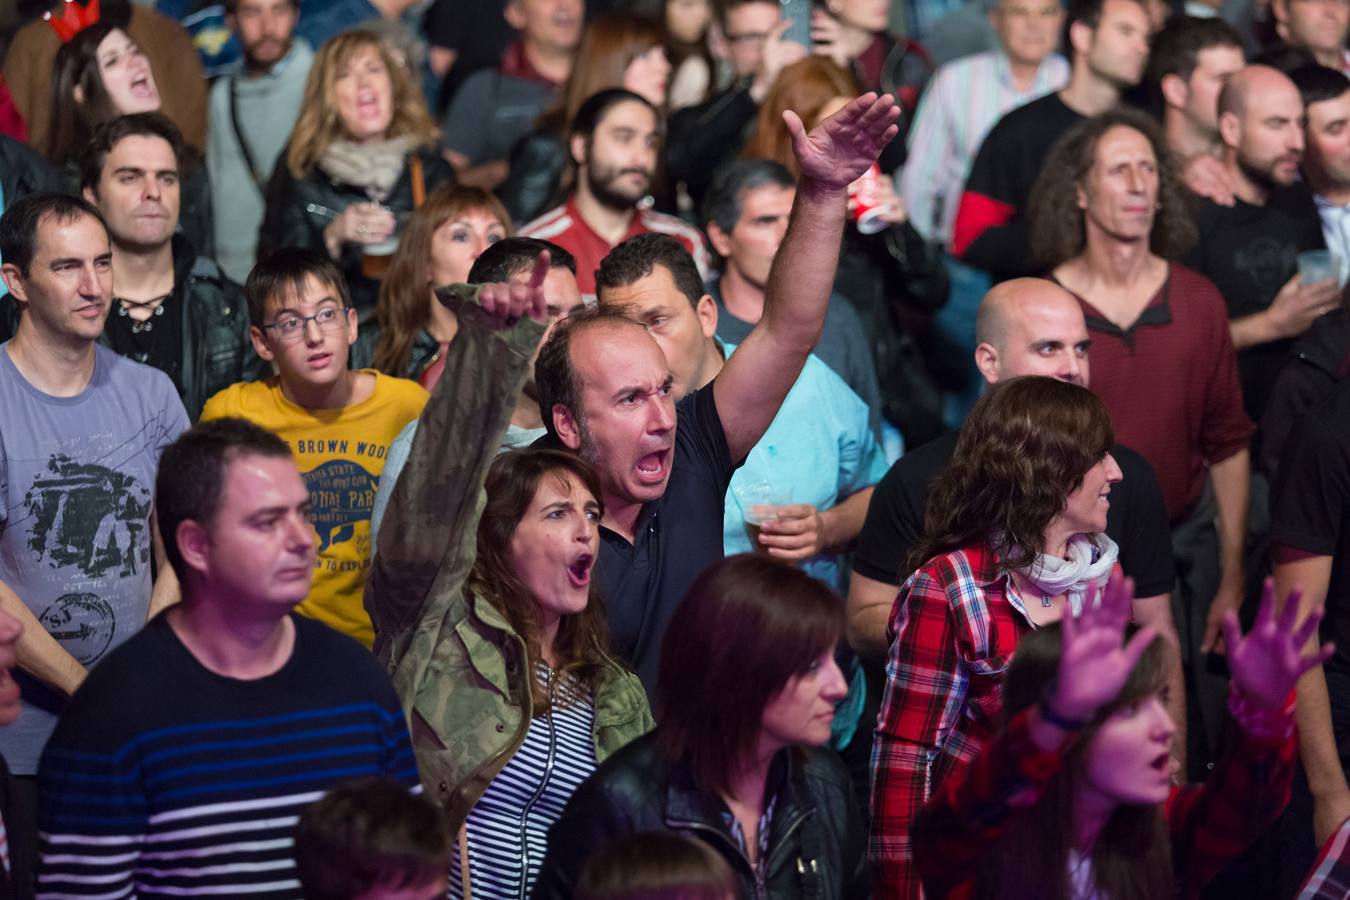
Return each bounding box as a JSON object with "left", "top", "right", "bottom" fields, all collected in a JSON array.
[{"left": 364, "top": 287, "right": 653, "bottom": 830}]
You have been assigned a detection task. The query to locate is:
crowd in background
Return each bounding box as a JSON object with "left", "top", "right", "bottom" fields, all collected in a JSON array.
[{"left": 1, "top": 0, "right": 1350, "bottom": 897}]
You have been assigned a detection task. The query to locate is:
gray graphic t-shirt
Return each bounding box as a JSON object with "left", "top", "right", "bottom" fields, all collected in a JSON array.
[{"left": 0, "top": 343, "right": 188, "bottom": 773}]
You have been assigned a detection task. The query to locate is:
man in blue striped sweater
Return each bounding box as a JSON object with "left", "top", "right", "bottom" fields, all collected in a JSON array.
[{"left": 33, "top": 418, "right": 420, "bottom": 899}]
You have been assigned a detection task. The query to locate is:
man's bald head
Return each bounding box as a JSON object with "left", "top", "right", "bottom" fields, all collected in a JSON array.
[
  {"left": 974, "top": 278, "right": 1092, "bottom": 386},
  {"left": 1217, "top": 65, "right": 1305, "bottom": 184}
]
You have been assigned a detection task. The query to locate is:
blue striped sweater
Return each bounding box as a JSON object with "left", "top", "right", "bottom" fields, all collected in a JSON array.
[{"left": 35, "top": 614, "right": 419, "bottom": 898}]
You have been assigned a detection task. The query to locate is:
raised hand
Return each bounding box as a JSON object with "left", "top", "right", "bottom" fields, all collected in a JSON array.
[
  {"left": 1223, "top": 578, "right": 1335, "bottom": 709},
  {"left": 437, "top": 250, "right": 551, "bottom": 329},
  {"left": 784, "top": 92, "right": 901, "bottom": 190},
  {"left": 1047, "top": 570, "right": 1157, "bottom": 723}
]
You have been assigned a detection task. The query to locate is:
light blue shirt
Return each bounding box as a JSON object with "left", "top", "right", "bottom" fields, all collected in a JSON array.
[
  {"left": 721, "top": 345, "right": 889, "bottom": 591},
  {"left": 1315, "top": 193, "right": 1350, "bottom": 287}
]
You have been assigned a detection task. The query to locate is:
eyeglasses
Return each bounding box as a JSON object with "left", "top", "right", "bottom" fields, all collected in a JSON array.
[
  {"left": 262, "top": 307, "right": 348, "bottom": 343},
  {"left": 725, "top": 30, "right": 770, "bottom": 44}
]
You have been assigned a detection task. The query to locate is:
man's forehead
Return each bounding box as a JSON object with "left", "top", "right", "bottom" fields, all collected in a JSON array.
[
  {"left": 1011, "top": 293, "right": 1087, "bottom": 336},
  {"left": 220, "top": 453, "right": 306, "bottom": 506},
  {"left": 1309, "top": 92, "right": 1350, "bottom": 124},
  {"left": 741, "top": 183, "right": 795, "bottom": 214},
  {"left": 598, "top": 102, "right": 657, "bottom": 133},
  {"left": 573, "top": 321, "right": 665, "bottom": 379},
  {"left": 726, "top": 1, "right": 780, "bottom": 28},
  {"left": 34, "top": 212, "right": 109, "bottom": 260},
  {"left": 600, "top": 268, "right": 681, "bottom": 309}
]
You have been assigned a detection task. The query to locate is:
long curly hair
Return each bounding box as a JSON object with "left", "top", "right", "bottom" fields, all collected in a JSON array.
[
  {"left": 740, "top": 57, "right": 860, "bottom": 179},
  {"left": 371, "top": 185, "right": 511, "bottom": 377},
  {"left": 466, "top": 450, "right": 618, "bottom": 710},
  {"left": 1028, "top": 107, "right": 1198, "bottom": 270},
  {"left": 285, "top": 30, "right": 438, "bottom": 178},
  {"left": 909, "top": 377, "right": 1115, "bottom": 575},
  {"left": 967, "top": 623, "right": 1173, "bottom": 900}
]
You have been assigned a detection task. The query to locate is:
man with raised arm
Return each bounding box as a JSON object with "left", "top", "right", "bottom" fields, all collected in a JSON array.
[{"left": 530, "top": 92, "right": 899, "bottom": 688}]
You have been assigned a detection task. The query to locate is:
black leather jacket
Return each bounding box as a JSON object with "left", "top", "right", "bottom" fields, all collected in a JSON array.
[
  {"left": 499, "top": 130, "right": 567, "bottom": 226},
  {"left": 532, "top": 733, "right": 870, "bottom": 900},
  {"left": 0, "top": 237, "right": 263, "bottom": 419},
  {"left": 0, "top": 135, "right": 60, "bottom": 203},
  {"left": 258, "top": 147, "right": 455, "bottom": 314},
  {"left": 150, "top": 237, "right": 266, "bottom": 419}
]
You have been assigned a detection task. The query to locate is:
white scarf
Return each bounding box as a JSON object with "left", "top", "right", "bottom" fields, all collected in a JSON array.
[{"left": 1019, "top": 533, "right": 1119, "bottom": 615}]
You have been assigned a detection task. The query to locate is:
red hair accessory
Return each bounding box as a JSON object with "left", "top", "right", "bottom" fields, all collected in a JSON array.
[{"left": 44, "top": 0, "right": 101, "bottom": 44}]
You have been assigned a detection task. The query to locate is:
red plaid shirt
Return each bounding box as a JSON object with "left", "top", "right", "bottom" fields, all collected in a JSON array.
[
  {"left": 868, "top": 544, "right": 1034, "bottom": 900},
  {"left": 914, "top": 697, "right": 1297, "bottom": 899},
  {"left": 1299, "top": 815, "right": 1350, "bottom": 899}
]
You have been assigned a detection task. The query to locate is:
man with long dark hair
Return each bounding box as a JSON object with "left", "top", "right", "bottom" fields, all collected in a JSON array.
[{"left": 1027, "top": 107, "right": 1252, "bottom": 783}]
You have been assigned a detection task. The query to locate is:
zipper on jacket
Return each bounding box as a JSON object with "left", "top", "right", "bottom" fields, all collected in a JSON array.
[
  {"left": 665, "top": 816, "right": 775, "bottom": 900},
  {"left": 515, "top": 670, "right": 559, "bottom": 900}
]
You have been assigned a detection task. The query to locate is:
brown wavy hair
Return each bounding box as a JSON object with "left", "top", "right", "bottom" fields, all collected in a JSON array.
[
  {"left": 371, "top": 185, "right": 511, "bottom": 377},
  {"left": 1028, "top": 107, "right": 1198, "bottom": 270},
  {"left": 285, "top": 30, "right": 439, "bottom": 178},
  {"left": 466, "top": 449, "right": 618, "bottom": 710},
  {"left": 909, "top": 376, "right": 1115, "bottom": 575},
  {"left": 740, "top": 57, "right": 860, "bottom": 179},
  {"left": 537, "top": 13, "right": 667, "bottom": 135},
  {"left": 963, "top": 623, "right": 1172, "bottom": 900},
  {"left": 655, "top": 555, "right": 843, "bottom": 795}
]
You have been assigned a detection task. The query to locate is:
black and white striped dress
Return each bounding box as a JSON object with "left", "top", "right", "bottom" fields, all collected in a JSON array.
[{"left": 450, "top": 663, "right": 597, "bottom": 900}]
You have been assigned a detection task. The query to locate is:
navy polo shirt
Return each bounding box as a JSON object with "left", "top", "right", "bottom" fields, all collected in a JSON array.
[{"left": 593, "top": 384, "right": 739, "bottom": 691}]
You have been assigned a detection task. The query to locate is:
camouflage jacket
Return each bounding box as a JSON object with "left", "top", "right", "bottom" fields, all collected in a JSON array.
[{"left": 364, "top": 287, "right": 653, "bottom": 830}]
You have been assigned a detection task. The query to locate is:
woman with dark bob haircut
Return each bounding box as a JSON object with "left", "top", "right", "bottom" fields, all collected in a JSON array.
[
  {"left": 366, "top": 263, "right": 653, "bottom": 900},
  {"left": 533, "top": 554, "right": 868, "bottom": 899},
  {"left": 914, "top": 574, "right": 1326, "bottom": 899},
  {"left": 870, "top": 375, "right": 1124, "bottom": 898}
]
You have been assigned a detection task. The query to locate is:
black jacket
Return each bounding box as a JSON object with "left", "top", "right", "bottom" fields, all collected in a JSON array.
[
  {"left": 532, "top": 733, "right": 870, "bottom": 900},
  {"left": 0, "top": 238, "right": 262, "bottom": 420},
  {"left": 147, "top": 237, "right": 266, "bottom": 420},
  {"left": 1259, "top": 307, "right": 1350, "bottom": 478},
  {"left": 499, "top": 130, "right": 567, "bottom": 226},
  {"left": 0, "top": 135, "right": 60, "bottom": 204},
  {"left": 89, "top": 236, "right": 263, "bottom": 420},
  {"left": 666, "top": 81, "right": 758, "bottom": 211},
  {"left": 258, "top": 147, "right": 454, "bottom": 313},
  {"left": 348, "top": 322, "right": 440, "bottom": 377}
]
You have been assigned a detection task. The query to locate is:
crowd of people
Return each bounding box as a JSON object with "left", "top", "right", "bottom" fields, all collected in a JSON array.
[{"left": 1, "top": 0, "right": 1350, "bottom": 897}]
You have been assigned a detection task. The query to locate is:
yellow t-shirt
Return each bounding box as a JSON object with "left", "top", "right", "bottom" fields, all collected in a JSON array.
[{"left": 200, "top": 371, "right": 428, "bottom": 646}]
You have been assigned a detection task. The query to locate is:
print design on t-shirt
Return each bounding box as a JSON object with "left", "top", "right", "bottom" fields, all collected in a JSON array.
[
  {"left": 18, "top": 454, "right": 152, "bottom": 663},
  {"left": 1234, "top": 238, "right": 1296, "bottom": 295},
  {"left": 22, "top": 455, "right": 150, "bottom": 579},
  {"left": 305, "top": 458, "right": 378, "bottom": 553}
]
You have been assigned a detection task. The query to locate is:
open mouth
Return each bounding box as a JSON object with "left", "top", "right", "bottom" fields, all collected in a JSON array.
[
  {"left": 1150, "top": 752, "right": 1169, "bottom": 774},
  {"left": 634, "top": 449, "right": 669, "bottom": 484},
  {"left": 130, "top": 73, "right": 154, "bottom": 98},
  {"left": 567, "top": 553, "right": 594, "bottom": 588},
  {"left": 357, "top": 92, "right": 381, "bottom": 116}
]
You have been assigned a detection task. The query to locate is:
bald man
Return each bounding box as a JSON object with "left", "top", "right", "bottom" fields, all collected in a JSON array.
[
  {"left": 848, "top": 278, "right": 1183, "bottom": 742},
  {"left": 1186, "top": 64, "right": 1338, "bottom": 423}
]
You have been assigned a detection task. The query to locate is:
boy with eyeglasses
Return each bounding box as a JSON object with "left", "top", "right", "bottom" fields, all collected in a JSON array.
[{"left": 200, "top": 247, "right": 426, "bottom": 647}]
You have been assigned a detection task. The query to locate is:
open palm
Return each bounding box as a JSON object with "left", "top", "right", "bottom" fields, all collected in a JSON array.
[
  {"left": 785, "top": 92, "right": 902, "bottom": 189},
  {"left": 1224, "top": 579, "right": 1335, "bottom": 710},
  {"left": 1049, "top": 570, "right": 1158, "bottom": 722}
]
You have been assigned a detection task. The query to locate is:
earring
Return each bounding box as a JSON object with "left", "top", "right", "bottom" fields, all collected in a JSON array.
[{"left": 1156, "top": 202, "right": 1162, "bottom": 211}]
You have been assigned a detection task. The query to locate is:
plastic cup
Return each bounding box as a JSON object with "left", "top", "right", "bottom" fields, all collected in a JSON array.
[
  {"left": 733, "top": 481, "right": 790, "bottom": 554},
  {"left": 1298, "top": 249, "right": 1340, "bottom": 286}
]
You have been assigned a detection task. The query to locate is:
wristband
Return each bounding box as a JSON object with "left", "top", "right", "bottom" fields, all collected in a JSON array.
[{"left": 1039, "top": 684, "right": 1089, "bottom": 731}]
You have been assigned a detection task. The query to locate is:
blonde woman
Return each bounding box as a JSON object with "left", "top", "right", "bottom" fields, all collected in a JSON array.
[{"left": 260, "top": 29, "right": 453, "bottom": 314}]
